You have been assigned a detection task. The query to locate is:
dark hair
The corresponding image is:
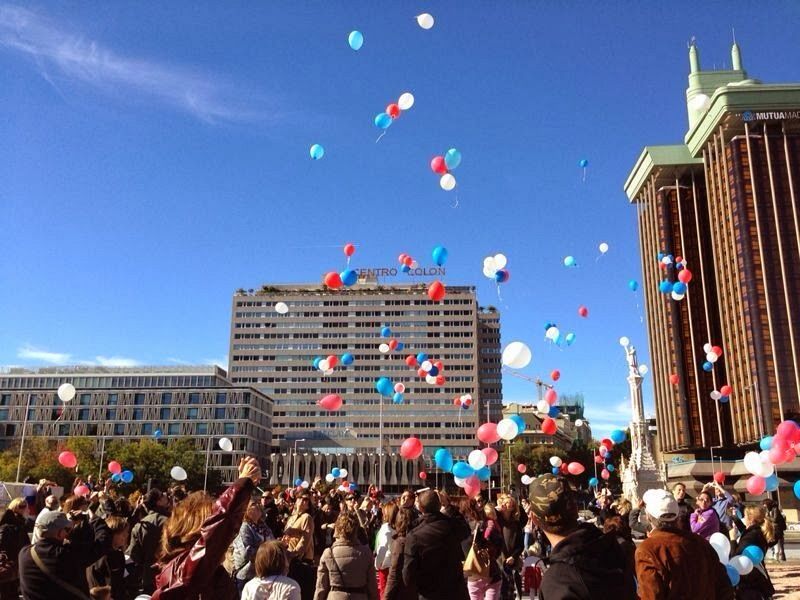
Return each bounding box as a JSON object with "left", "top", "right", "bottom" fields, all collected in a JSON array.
[
  {"left": 114, "top": 497, "right": 132, "bottom": 518},
  {"left": 144, "top": 489, "right": 163, "bottom": 511},
  {"left": 254, "top": 541, "right": 288, "bottom": 577},
  {"left": 459, "top": 497, "right": 480, "bottom": 522},
  {"left": 603, "top": 515, "right": 631, "bottom": 541},
  {"left": 394, "top": 508, "right": 415, "bottom": 536},
  {"left": 418, "top": 490, "right": 440, "bottom": 514},
  {"left": 334, "top": 512, "right": 359, "bottom": 543}
]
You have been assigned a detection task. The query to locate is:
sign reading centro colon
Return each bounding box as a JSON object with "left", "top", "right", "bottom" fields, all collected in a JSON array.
[
  {"left": 358, "top": 267, "right": 446, "bottom": 277},
  {"left": 742, "top": 110, "right": 800, "bottom": 122}
]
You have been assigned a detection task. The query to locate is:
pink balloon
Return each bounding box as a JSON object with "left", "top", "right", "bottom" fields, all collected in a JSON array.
[
  {"left": 517, "top": 464, "right": 527, "bottom": 474},
  {"left": 318, "top": 394, "right": 343, "bottom": 411},
  {"left": 545, "top": 389, "right": 558, "bottom": 405},
  {"left": 746, "top": 475, "right": 766, "bottom": 496},
  {"left": 567, "top": 462, "right": 585, "bottom": 475},
  {"left": 601, "top": 468, "right": 610, "bottom": 480},
  {"left": 464, "top": 474, "right": 481, "bottom": 497},
  {"left": 481, "top": 447, "right": 498, "bottom": 466},
  {"left": 400, "top": 437, "right": 423, "bottom": 460},
  {"left": 477, "top": 423, "right": 501, "bottom": 444},
  {"left": 74, "top": 485, "right": 90, "bottom": 497},
  {"left": 769, "top": 445, "right": 787, "bottom": 465},
  {"left": 776, "top": 420, "right": 799, "bottom": 439},
  {"left": 58, "top": 451, "right": 77, "bottom": 469},
  {"left": 108, "top": 461, "right": 122, "bottom": 475}
]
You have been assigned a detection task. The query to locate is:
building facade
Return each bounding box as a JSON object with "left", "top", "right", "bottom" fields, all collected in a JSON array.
[
  {"left": 0, "top": 366, "right": 273, "bottom": 482},
  {"left": 228, "top": 281, "right": 502, "bottom": 457},
  {"left": 501, "top": 403, "right": 590, "bottom": 450},
  {"left": 624, "top": 43, "right": 800, "bottom": 455}
]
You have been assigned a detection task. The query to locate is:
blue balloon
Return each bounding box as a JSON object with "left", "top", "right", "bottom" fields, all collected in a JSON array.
[
  {"left": 349, "top": 482, "right": 357, "bottom": 491},
  {"left": 460, "top": 402, "right": 471, "bottom": 410},
  {"left": 475, "top": 466, "right": 491, "bottom": 481},
  {"left": 435, "top": 448, "right": 453, "bottom": 472},
  {"left": 313, "top": 357, "right": 323, "bottom": 369},
  {"left": 374, "top": 112, "right": 392, "bottom": 129},
  {"left": 341, "top": 353, "right": 354, "bottom": 366},
  {"left": 153, "top": 429, "right": 162, "bottom": 439},
  {"left": 565, "top": 332, "right": 576, "bottom": 346},
  {"left": 401, "top": 264, "right": 411, "bottom": 273},
  {"left": 610, "top": 429, "right": 627, "bottom": 444},
  {"left": 341, "top": 269, "right": 358, "bottom": 287},
  {"left": 703, "top": 361, "right": 713, "bottom": 372},
  {"left": 392, "top": 392, "right": 404, "bottom": 404},
  {"left": 548, "top": 406, "right": 560, "bottom": 418},
  {"left": 544, "top": 321, "right": 556, "bottom": 331},
  {"left": 657, "top": 252, "right": 665, "bottom": 261},
  {"left": 294, "top": 478, "right": 303, "bottom": 487},
  {"left": 719, "top": 395, "right": 729, "bottom": 403},
  {"left": 563, "top": 256, "right": 577, "bottom": 267},
  {"left": 444, "top": 148, "right": 462, "bottom": 170},
  {"left": 743, "top": 545, "right": 765, "bottom": 564},
  {"left": 551, "top": 467, "right": 560, "bottom": 475},
  {"left": 588, "top": 477, "right": 599, "bottom": 487},
  {"left": 794, "top": 480, "right": 800, "bottom": 500},
  {"left": 348, "top": 30, "right": 364, "bottom": 51},
  {"left": 428, "top": 366, "right": 439, "bottom": 376},
  {"left": 432, "top": 245, "right": 448, "bottom": 266},
  {"left": 381, "top": 326, "right": 392, "bottom": 338},
  {"left": 396, "top": 342, "right": 404, "bottom": 351},
  {"left": 726, "top": 564, "right": 740, "bottom": 586},
  {"left": 332, "top": 467, "right": 341, "bottom": 478},
  {"left": 607, "top": 464, "right": 615, "bottom": 472},
  {"left": 375, "top": 377, "right": 394, "bottom": 396},
  {"left": 759, "top": 436, "right": 773, "bottom": 451},
  {"left": 111, "top": 473, "right": 121, "bottom": 483},
  {"left": 628, "top": 280, "right": 639, "bottom": 292},
  {"left": 672, "top": 281, "right": 687, "bottom": 295},
  {"left": 659, "top": 280, "right": 672, "bottom": 294},
  {"left": 121, "top": 470, "right": 134, "bottom": 484},
  {"left": 494, "top": 270, "right": 509, "bottom": 283},
  {"left": 452, "top": 462, "right": 475, "bottom": 479},
  {"left": 579, "top": 159, "right": 589, "bottom": 168},
  {"left": 765, "top": 473, "right": 779, "bottom": 492},
  {"left": 309, "top": 143, "right": 325, "bottom": 160},
  {"left": 416, "top": 353, "right": 428, "bottom": 363},
  {"left": 509, "top": 414, "right": 526, "bottom": 434}
]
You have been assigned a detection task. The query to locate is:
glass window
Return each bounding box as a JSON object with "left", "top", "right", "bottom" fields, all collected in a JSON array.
[
  {"left": 108, "top": 394, "right": 118, "bottom": 406},
  {"left": 188, "top": 408, "right": 198, "bottom": 419},
  {"left": 215, "top": 407, "right": 225, "bottom": 419},
  {"left": 78, "top": 409, "right": 89, "bottom": 421},
  {"left": 168, "top": 423, "right": 180, "bottom": 435},
  {"left": 0, "top": 409, "right": 7, "bottom": 420},
  {"left": 159, "top": 407, "right": 169, "bottom": 420},
  {"left": 114, "top": 424, "right": 125, "bottom": 435},
  {"left": 189, "top": 393, "right": 201, "bottom": 405},
  {"left": 142, "top": 423, "right": 153, "bottom": 435},
  {"left": 87, "top": 424, "right": 97, "bottom": 436},
  {"left": 58, "top": 424, "right": 68, "bottom": 436},
  {"left": 33, "top": 424, "right": 43, "bottom": 435},
  {"left": 241, "top": 408, "right": 249, "bottom": 420},
  {"left": 133, "top": 408, "right": 143, "bottom": 420},
  {"left": 0, "top": 394, "right": 9, "bottom": 406},
  {"left": 216, "top": 393, "right": 226, "bottom": 405},
  {"left": 161, "top": 392, "right": 172, "bottom": 405},
  {"left": 106, "top": 409, "right": 116, "bottom": 420},
  {"left": 197, "top": 423, "right": 208, "bottom": 434},
  {"left": 79, "top": 393, "right": 91, "bottom": 406},
  {"left": 224, "top": 423, "right": 235, "bottom": 435},
  {"left": 134, "top": 394, "right": 145, "bottom": 406}
]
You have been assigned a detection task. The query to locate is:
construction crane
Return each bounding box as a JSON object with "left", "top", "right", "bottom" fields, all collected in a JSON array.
[{"left": 502, "top": 368, "right": 554, "bottom": 403}]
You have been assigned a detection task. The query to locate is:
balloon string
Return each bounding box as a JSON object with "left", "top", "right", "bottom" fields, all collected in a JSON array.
[
  {"left": 451, "top": 194, "right": 459, "bottom": 209},
  {"left": 582, "top": 168, "right": 587, "bottom": 183},
  {"left": 375, "top": 131, "right": 386, "bottom": 143}
]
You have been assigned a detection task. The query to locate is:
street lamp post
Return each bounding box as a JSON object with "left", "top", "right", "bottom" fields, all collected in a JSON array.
[{"left": 292, "top": 439, "right": 306, "bottom": 486}]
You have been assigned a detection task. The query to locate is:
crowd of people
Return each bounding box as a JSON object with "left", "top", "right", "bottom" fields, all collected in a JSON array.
[{"left": 0, "top": 456, "right": 790, "bottom": 600}]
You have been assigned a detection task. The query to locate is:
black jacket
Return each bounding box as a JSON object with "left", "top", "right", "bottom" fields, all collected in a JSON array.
[
  {"left": 540, "top": 523, "right": 637, "bottom": 600},
  {"left": 127, "top": 509, "right": 168, "bottom": 594},
  {"left": 676, "top": 498, "right": 693, "bottom": 532},
  {"left": 0, "top": 513, "right": 31, "bottom": 564},
  {"left": 732, "top": 525, "right": 774, "bottom": 598},
  {"left": 19, "top": 517, "right": 111, "bottom": 600},
  {"left": 402, "top": 512, "right": 470, "bottom": 600}
]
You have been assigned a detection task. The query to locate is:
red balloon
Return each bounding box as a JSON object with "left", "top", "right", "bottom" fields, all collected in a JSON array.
[
  {"left": 713, "top": 471, "right": 726, "bottom": 484},
  {"left": 427, "top": 281, "right": 446, "bottom": 302},
  {"left": 545, "top": 388, "right": 557, "bottom": 406},
  {"left": 435, "top": 375, "right": 445, "bottom": 386},
  {"left": 678, "top": 269, "right": 693, "bottom": 283},
  {"left": 567, "top": 462, "right": 585, "bottom": 475},
  {"left": 464, "top": 474, "right": 481, "bottom": 498},
  {"left": 578, "top": 305, "right": 589, "bottom": 318},
  {"left": 746, "top": 475, "right": 766, "bottom": 495},
  {"left": 453, "top": 397, "right": 462, "bottom": 406},
  {"left": 768, "top": 445, "right": 787, "bottom": 465},
  {"left": 559, "top": 463, "right": 569, "bottom": 474},
  {"left": 712, "top": 345, "right": 723, "bottom": 357},
  {"left": 477, "top": 422, "right": 501, "bottom": 444},
  {"left": 405, "top": 355, "right": 418, "bottom": 367},
  {"left": 776, "top": 420, "right": 799, "bottom": 439},
  {"left": 482, "top": 447, "right": 498, "bottom": 465},
  {"left": 517, "top": 464, "right": 527, "bottom": 474},
  {"left": 58, "top": 451, "right": 77, "bottom": 469},
  {"left": 403, "top": 256, "right": 414, "bottom": 267},
  {"left": 386, "top": 103, "right": 400, "bottom": 119},
  {"left": 541, "top": 417, "right": 557, "bottom": 435},
  {"left": 108, "top": 461, "right": 122, "bottom": 475},
  {"left": 669, "top": 373, "right": 679, "bottom": 386},
  {"left": 319, "top": 394, "right": 343, "bottom": 411},
  {"left": 74, "top": 485, "right": 90, "bottom": 497},
  {"left": 419, "top": 471, "right": 427, "bottom": 480},
  {"left": 601, "top": 468, "right": 610, "bottom": 480},
  {"left": 594, "top": 455, "right": 604, "bottom": 464},
  {"left": 463, "top": 398, "right": 472, "bottom": 407},
  {"left": 434, "top": 360, "right": 444, "bottom": 371},
  {"left": 417, "top": 368, "right": 427, "bottom": 378},
  {"left": 720, "top": 384, "right": 732, "bottom": 397},
  {"left": 430, "top": 156, "right": 448, "bottom": 175},
  {"left": 388, "top": 339, "right": 398, "bottom": 350},
  {"left": 551, "top": 369, "right": 560, "bottom": 382},
  {"left": 601, "top": 438, "right": 614, "bottom": 448},
  {"left": 398, "top": 253, "right": 408, "bottom": 264},
  {"left": 327, "top": 355, "right": 338, "bottom": 368},
  {"left": 400, "top": 437, "right": 423, "bottom": 460},
  {"left": 343, "top": 243, "right": 356, "bottom": 257},
  {"left": 324, "top": 272, "right": 343, "bottom": 289}
]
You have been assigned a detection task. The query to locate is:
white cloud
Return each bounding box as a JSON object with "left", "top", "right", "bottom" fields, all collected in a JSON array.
[
  {"left": 166, "top": 357, "right": 190, "bottom": 365},
  {"left": 17, "top": 344, "right": 71, "bottom": 364},
  {"left": 0, "top": 5, "right": 270, "bottom": 123},
  {"left": 93, "top": 355, "right": 141, "bottom": 367}
]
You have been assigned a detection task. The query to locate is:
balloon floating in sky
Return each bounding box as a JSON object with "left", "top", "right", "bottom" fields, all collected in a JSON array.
[
  {"left": 58, "top": 383, "right": 76, "bottom": 402},
  {"left": 563, "top": 255, "right": 577, "bottom": 268},
  {"left": 579, "top": 159, "right": 589, "bottom": 181},
  {"left": 398, "top": 92, "right": 415, "bottom": 110},
  {"left": 374, "top": 92, "right": 415, "bottom": 140},
  {"left": 430, "top": 147, "right": 461, "bottom": 192},
  {"left": 416, "top": 13, "right": 434, "bottom": 29},
  {"left": 598, "top": 242, "right": 609, "bottom": 254},
  {"left": 309, "top": 144, "right": 324, "bottom": 160},
  {"left": 502, "top": 341, "right": 532, "bottom": 369},
  {"left": 432, "top": 245, "right": 448, "bottom": 266},
  {"left": 483, "top": 254, "right": 510, "bottom": 288},
  {"left": 348, "top": 30, "right": 364, "bottom": 51}
]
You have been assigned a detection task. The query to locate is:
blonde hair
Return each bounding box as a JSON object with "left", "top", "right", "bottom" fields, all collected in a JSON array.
[
  {"left": 159, "top": 491, "right": 214, "bottom": 562},
  {"left": 613, "top": 499, "right": 632, "bottom": 516},
  {"left": 483, "top": 503, "right": 498, "bottom": 521},
  {"left": 498, "top": 494, "right": 519, "bottom": 519},
  {"left": 744, "top": 505, "right": 775, "bottom": 544},
  {"left": 8, "top": 498, "right": 27, "bottom": 513}
]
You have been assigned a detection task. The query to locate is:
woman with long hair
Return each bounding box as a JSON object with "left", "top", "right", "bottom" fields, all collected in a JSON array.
[
  {"left": 0, "top": 498, "right": 31, "bottom": 600},
  {"left": 150, "top": 456, "right": 261, "bottom": 600},
  {"left": 458, "top": 497, "right": 482, "bottom": 556},
  {"left": 381, "top": 508, "right": 416, "bottom": 600},
  {"left": 314, "top": 512, "right": 378, "bottom": 600},
  {"left": 466, "top": 503, "right": 504, "bottom": 600},
  {"left": 233, "top": 500, "right": 270, "bottom": 593},
  {"left": 731, "top": 505, "right": 775, "bottom": 599},
  {"left": 242, "top": 540, "right": 301, "bottom": 600},
  {"left": 497, "top": 494, "right": 524, "bottom": 599},
  {"left": 373, "top": 500, "right": 397, "bottom": 599},
  {"left": 283, "top": 492, "right": 316, "bottom": 600}
]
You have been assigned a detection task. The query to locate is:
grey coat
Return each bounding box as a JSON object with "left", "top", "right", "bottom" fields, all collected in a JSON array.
[{"left": 314, "top": 540, "right": 379, "bottom": 600}]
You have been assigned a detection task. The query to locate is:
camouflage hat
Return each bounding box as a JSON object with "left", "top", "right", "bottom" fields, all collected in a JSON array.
[{"left": 527, "top": 474, "right": 578, "bottom": 527}]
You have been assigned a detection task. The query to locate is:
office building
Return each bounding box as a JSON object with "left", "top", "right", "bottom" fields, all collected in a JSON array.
[
  {"left": 228, "top": 279, "right": 502, "bottom": 456},
  {"left": 501, "top": 403, "right": 590, "bottom": 450},
  {"left": 0, "top": 366, "right": 273, "bottom": 482},
  {"left": 624, "top": 42, "right": 800, "bottom": 455}
]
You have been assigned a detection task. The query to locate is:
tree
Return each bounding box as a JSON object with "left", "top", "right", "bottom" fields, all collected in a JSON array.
[
  {"left": 0, "top": 436, "right": 101, "bottom": 490},
  {"left": 501, "top": 441, "right": 568, "bottom": 490}
]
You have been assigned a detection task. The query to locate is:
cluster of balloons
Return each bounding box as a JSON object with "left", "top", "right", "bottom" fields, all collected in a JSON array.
[
  {"left": 434, "top": 448, "right": 492, "bottom": 497},
  {"left": 501, "top": 341, "right": 531, "bottom": 369},
  {"left": 535, "top": 387, "right": 562, "bottom": 421},
  {"left": 476, "top": 415, "right": 527, "bottom": 444},
  {"left": 293, "top": 478, "right": 312, "bottom": 489},
  {"left": 743, "top": 420, "right": 800, "bottom": 496},
  {"left": 544, "top": 322, "right": 576, "bottom": 347},
  {"left": 430, "top": 148, "right": 462, "bottom": 191},
  {"left": 453, "top": 393, "right": 473, "bottom": 410},
  {"left": 312, "top": 353, "right": 355, "bottom": 376},
  {"left": 656, "top": 252, "right": 693, "bottom": 302},
  {"left": 397, "top": 252, "right": 418, "bottom": 273},
  {"left": 325, "top": 467, "right": 349, "bottom": 483},
  {"left": 708, "top": 531, "right": 760, "bottom": 586},
  {"left": 374, "top": 93, "right": 415, "bottom": 131},
  {"left": 108, "top": 461, "right": 135, "bottom": 484},
  {"left": 701, "top": 341, "right": 724, "bottom": 373},
  {"left": 347, "top": 30, "right": 364, "bottom": 51},
  {"left": 709, "top": 383, "right": 733, "bottom": 403},
  {"left": 323, "top": 244, "right": 359, "bottom": 289},
  {"left": 482, "top": 253, "right": 509, "bottom": 284},
  {"left": 593, "top": 433, "right": 624, "bottom": 480},
  {"left": 378, "top": 326, "right": 405, "bottom": 355},
  {"left": 618, "top": 337, "right": 647, "bottom": 375},
  {"left": 405, "top": 353, "right": 447, "bottom": 386}
]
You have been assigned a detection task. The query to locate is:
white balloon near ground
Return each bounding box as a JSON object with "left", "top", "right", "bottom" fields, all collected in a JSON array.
[
  {"left": 536, "top": 400, "right": 550, "bottom": 414},
  {"left": 275, "top": 302, "right": 289, "bottom": 314},
  {"left": 468, "top": 449, "right": 487, "bottom": 470},
  {"left": 416, "top": 13, "right": 434, "bottom": 29},
  {"left": 170, "top": 466, "right": 188, "bottom": 481},
  {"left": 440, "top": 173, "right": 456, "bottom": 191},
  {"left": 58, "top": 383, "right": 76, "bottom": 402},
  {"left": 300, "top": 480, "right": 310, "bottom": 489},
  {"left": 454, "top": 475, "right": 467, "bottom": 488},
  {"left": 549, "top": 456, "right": 563, "bottom": 468},
  {"left": 575, "top": 419, "right": 584, "bottom": 427},
  {"left": 619, "top": 336, "right": 630, "bottom": 347},
  {"left": 398, "top": 92, "right": 415, "bottom": 110},
  {"left": 729, "top": 555, "right": 753, "bottom": 575},
  {"left": 496, "top": 418, "right": 519, "bottom": 441},
  {"left": 493, "top": 254, "right": 507, "bottom": 269},
  {"left": 502, "top": 342, "right": 532, "bottom": 369},
  {"left": 218, "top": 437, "right": 233, "bottom": 452},
  {"left": 520, "top": 474, "right": 533, "bottom": 485},
  {"left": 339, "top": 469, "right": 348, "bottom": 478},
  {"left": 325, "top": 473, "right": 335, "bottom": 483},
  {"left": 709, "top": 532, "right": 731, "bottom": 564},
  {"left": 671, "top": 291, "right": 686, "bottom": 301}
]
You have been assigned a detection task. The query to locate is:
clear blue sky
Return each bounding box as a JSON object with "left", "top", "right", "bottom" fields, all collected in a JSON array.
[{"left": 2, "top": 2, "right": 799, "bottom": 437}]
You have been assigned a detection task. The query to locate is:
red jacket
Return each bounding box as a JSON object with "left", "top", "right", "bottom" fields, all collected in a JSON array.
[{"left": 151, "top": 478, "right": 254, "bottom": 600}]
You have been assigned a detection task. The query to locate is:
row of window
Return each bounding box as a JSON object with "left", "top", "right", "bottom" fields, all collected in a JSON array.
[
  {"left": 0, "top": 392, "right": 244, "bottom": 407},
  {"left": 234, "top": 321, "right": 476, "bottom": 329},
  {"left": 235, "top": 298, "right": 475, "bottom": 308},
  {"left": 234, "top": 310, "right": 475, "bottom": 318},
  {"left": 0, "top": 376, "right": 223, "bottom": 390},
  {"left": 7, "top": 421, "right": 243, "bottom": 437}
]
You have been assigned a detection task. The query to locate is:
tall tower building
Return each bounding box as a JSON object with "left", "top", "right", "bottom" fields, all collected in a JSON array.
[
  {"left": 624, "top": 42, "right": 800, "bottom": 455},
  {"left": 228, "top": 279, "right": 501, "bottom": 457}
]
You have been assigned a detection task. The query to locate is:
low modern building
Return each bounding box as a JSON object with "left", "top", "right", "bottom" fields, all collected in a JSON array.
[
  {"left": 501, "top": 403, "right": 591, "bottom": 450},
  {"left": 0, "top": 366, "right": 273, "bottom": 483}
]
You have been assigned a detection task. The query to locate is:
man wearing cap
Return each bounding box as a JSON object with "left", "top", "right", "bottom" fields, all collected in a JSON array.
[
  {"left": 527, "top": 474, "right": 636, "bottom": 600},
  {"left": 635, "top": 488, "right": 734, "bottom": 599},
  {"left": 19, "top": 509, "right": 111, "bottom": 599}
]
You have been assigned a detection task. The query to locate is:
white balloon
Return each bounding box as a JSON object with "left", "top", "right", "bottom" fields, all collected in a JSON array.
[
  {"left": 398, "top": 92, "right": 415, "bottom": 110},
  {"left": 710, "top": 390, "right": 722, "bottom": 400},
  {"left": 638, "top": 364, "right": 648, "bottom": 376},
  {"left": 599, "top": 242, "right": 609, "bottom": 254},
  {"left": 275, "top": 302, "right": 289, "bottom": 314},
  {"left": 502, "top": 342, "right": 532, "bottom": 369},
  {"left": 689, "top": 93, "right": 711, "bottom": 111},
  {"left": 468, "top": 449, "right": 487, "bottom": 470},
  {"left": 170, "top": 466, "right": 187, "bottom": 481},
  {"left": 323, "top": 368, "right": 334, "bottom": 376},
  {"left": 493, "top": 254, "right": 508, "bottom": 270},
  {"left": 440, "top": 173, "right": 456, "bottom": 191},
  {"left": 709, "top": 532, "right": 731, "bottom": 564},
  {"left": 575, "top": 419, "right": 584, "bottom": 427},
  {"left": 703, "top": 343, "right": 713, "bottom": 354},
  {"left": 325, "top": 473, "right": 335, "bottom": 483},
  {"left": 218, "top": 437, "right": 233, "bottom": 452},
  {"left": 520, "top": 474, "right": 533, "bottom": 485},
  {"left": 454, "top": 475, "right": 467, "bottom": 488},
  {"left": 536, "top": 400, "right": 550, "bottom": 414},
  {"left": 421, "top": 360, "right": 432, "bottom": 372},
  {"left": 416, "top": 13, "right": 434, "bottom": 29},
  {"left": 410, "top": 260, "right": 419, "bottom": 269},
  {"left": 300, "top": 480, "right": 310, "bottom": 489},
  {"left": 497, "top": 418, "right": 519, "bottom": 441},
  {"left": 730, "top": 555, "right": 753, "bottom": 575},
  {"left": 661, "top": 256, "right": 672, "bottom": 264},
  {"left": 58, "top": 383, "right": 76, "bottom": 402},
  {"left": 425, "top": 375, "right": 437, "bottom": 384},
  {"left": 619, "top": 336, "right": 630, "bottom": 347},
  {"left": 319, "top": 359, "right": 330, "bottom": 371},
  {"left": 743, "top": 451, "right": 762, "bottom": 475},
  {"left": 671, "top": 291, "right": 685, "bottom": 301},
  {"left": 756, "top": 450, "right": 775, "bottom": 477},
  {"left": 545, "top": 327, "right": 560, "bottom": 341},
  {"left": 482, "top": 265, "right": 497, "bottom": 278},
  {"left": 483, "top": 256, "right": 497, "bottom": 271},
  {"left": 549, "top": 456, "right": 563, "bottom": 468},
  {"left": 339, "top": 469, "right": 348, "bottom": 478},
  {"left": 379, "top": 343, "right": 390, "bottom": 354},
  {"left": 707, "top": 352, "right": 719, "bottom": 363}
]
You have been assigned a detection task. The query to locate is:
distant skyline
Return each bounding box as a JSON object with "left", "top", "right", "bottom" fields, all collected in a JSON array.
[{"left": 3, "top": 2, "right": 800, "bottom": 437}]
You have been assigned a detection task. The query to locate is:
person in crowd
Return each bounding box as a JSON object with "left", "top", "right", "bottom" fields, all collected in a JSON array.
[
  {"left": 0, "top": 498, "right": 31, "bottom": 600},
  {"left": 87, "top": 514, "right": 130, "bottom": 599},
  {"left": 150, "top": 456, "right": 261, "bottom": 599},
  {"left": 402, "top": 490, "right": 469, "bottom": 600},
  {"left": 603, "top": 515, "right": 636, "bottom": 586},
  {"left": 373, "top": 500, "right": 397, "bottom": 598},
  {"left": 34, "top": 480, "right": 57, "bottom": 515},
  {"left": 591, "top": 490, "right": 613, "bottom": 527},
  {"left": 89, "top": 584, "right": 112, "bottom": 600},
  {"left": 128, "top": 487, "right": 171, "bottom": 595},
  {"left": 242, "top": 540, "right": 302, "bottom": 600},
  {"left": 672, "top": 482, "right": 693, "bottom": 531},
  {"left": 283, "top": 491, "right": 316, "bottom": 600},
  {"left": 233, "top": 500, "right": 270, "bottom": 594},
  {"left": 635, "top": 488, "right": 733, "bottom": 600},
  {"left": 262, "top": 490, "right": 283, "bottom": 539},
  {"left": 316, "top": 498, "right": 339, "bottom": 554},
  {"left": 731, "top": 505, "right": 775, "bottom": 599},
  {"left": 384, "top": 508, "right": 416, "bottom": 600},
  {"left": 31, "top": 495, "right": 61, "bottom": 544},
  {"left": 466, "top": 503, "right": 504, "bottom": 600},
  {"left": 627, "top": 499, "right": 652, "bottom": 539},
  {"left": 342, "top": 494, "right": 370, "bottom": 547},
  {"left": 438, "top": 492, "right": 459, "bottom": 519},
  {"left": 690, "top": 489, "right": 721, "bottom": 540},
  {"left": 527, "top": 474, "right": 636, "bottom": 600},
  {"left": 313, "top": 511, "right": 378, "bottom": 600},
  {"left": 497, "top": 493, "right": 525, "bottom": 599},
  {"left": 18, "top": 509, "right": 111, "bottom": 599},
  {"left": 763, "top": 498, "right": 786, "bottom": 561},
  {"left": 703, "top": 482, "right": 734, "bottom": 533},
  {"left": 458, "top": 497, "right": 481, "bottom": 556}
]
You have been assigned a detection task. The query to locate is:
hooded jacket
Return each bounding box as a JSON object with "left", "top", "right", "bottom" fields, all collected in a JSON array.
[{"left": 539, "top": 523, "right": 637, "bottom": 600}]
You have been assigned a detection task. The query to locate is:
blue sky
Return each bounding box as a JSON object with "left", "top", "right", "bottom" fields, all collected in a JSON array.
[{"left": 2, "top": 2, "right": 799, "bottom": 436}]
